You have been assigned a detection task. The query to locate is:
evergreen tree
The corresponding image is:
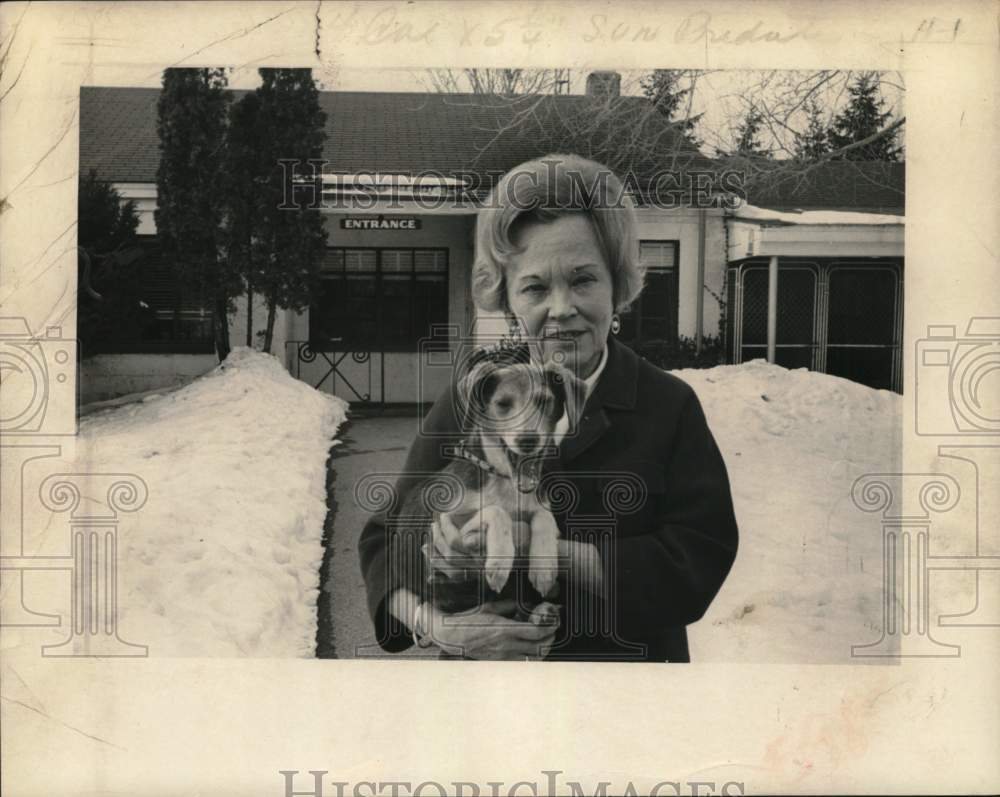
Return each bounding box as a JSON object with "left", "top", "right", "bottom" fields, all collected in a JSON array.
[
  {"left": 719, "top": 105, "right": 771, "bottom": 158},
  {"left": 640, "top": 69, "right": 702, "bottom": 148},
  {"left": 155, "top": 67, "right": 239, "bottom": 361},
  {"left": 827, "top": 73, "right": 902, "bottom": 161},
  {"left": 793, "top": 98, "right": 829, "bottom": 160},
  {"left": 77, "top": 170, "right": 144, "bottom": 358},
  {"left": 251, "top": 68, "right": 328, "bottom": 353},
  {"left": 222, "top": 91, "right": 267, "bottom": 347}
]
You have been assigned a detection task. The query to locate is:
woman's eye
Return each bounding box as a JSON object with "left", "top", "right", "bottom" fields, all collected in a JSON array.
[
  {"left": 523, "top": 284, "right": 545, "bottom": 294},
  {"left": 573, "top": 275, "right": 596, "bottom": 287}
]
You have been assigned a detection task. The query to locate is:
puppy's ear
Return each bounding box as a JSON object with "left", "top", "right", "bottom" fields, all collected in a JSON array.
[
  {"left": 545, "top": 363, "right": 587, "bottom": 430},
  {"left": 459, "top": 359, "right": 501, "bottom": 419}
]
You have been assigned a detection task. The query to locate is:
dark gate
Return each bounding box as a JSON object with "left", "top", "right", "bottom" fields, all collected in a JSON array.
[
  {"left": 727, "top": 259, "right": 903, "bottom": 392},
  {"left": 285, "top": 340, "right": 385, "bottom": 405},
  {"left": 823, "top": 264, "right": 902, "bottom": 392}
]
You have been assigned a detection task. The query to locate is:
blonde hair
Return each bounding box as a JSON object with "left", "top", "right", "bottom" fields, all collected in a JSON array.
[{"left": 472, "top": 154, "right": 644, "bottom": 315}]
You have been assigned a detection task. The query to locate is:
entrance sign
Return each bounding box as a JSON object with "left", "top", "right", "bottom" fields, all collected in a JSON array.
[{"left": 341, "top": 216, "right": 421, "bottom": 231}]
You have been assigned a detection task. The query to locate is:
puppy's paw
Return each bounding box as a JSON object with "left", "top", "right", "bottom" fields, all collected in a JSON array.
[
  {"left": 528, "top": 564, "right": 558, "bottom": 598},
  {"left": 482, "top": 505, "right": 514, "bottom": 594},
  {"left": 528, "top": 514, "right": 560, "bottom": 597},
  {"left": 484, "top": 555, "right": 513, "bottom": 594},
  {"left": 530, "top": 601, "right": 561, "bottom": 627}
]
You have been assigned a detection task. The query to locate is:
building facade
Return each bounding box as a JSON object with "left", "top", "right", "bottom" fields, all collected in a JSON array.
[{"left": 78, "top": 84, "right": 904, "bottom": 404}]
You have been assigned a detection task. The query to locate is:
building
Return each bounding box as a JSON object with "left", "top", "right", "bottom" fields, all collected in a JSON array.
[
  {"left": 78, "top": 81, "right": 905, "bottom": 403},
  {"left": 724, "top": 162, "right": 905, "bottom": 392}
]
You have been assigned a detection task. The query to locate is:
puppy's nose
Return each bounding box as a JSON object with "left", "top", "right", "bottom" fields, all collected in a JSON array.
[{"left": 516, "top": 432, "right": 540, "bottom": 452}]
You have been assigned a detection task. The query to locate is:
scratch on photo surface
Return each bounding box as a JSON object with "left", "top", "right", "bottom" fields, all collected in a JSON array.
[
  {"left": 153, "top": 6, "right": 299, "bottom": 77},
  {"left": 1, "top": 695, "right": 127, "bottom": 751}
]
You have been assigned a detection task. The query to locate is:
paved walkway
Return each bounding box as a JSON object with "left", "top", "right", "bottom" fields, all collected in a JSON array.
[{"left": 320, "top": 413, "right": 437, "bottom": 658}]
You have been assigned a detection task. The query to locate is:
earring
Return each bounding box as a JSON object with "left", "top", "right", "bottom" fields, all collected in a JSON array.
[
  {"left": 610, "top": 314, "right": 621, "bottom": 335},
  {"left": 505, "top": 315, "right": 523, "bottom": 345}
]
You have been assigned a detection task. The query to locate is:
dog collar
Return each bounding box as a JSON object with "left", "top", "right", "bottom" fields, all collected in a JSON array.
[{"left": 454, "top": 438, "right": 540, "bottom": 494}]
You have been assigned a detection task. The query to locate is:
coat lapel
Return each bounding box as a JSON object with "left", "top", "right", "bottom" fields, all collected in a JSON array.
[{"left": 556, "top": 336, "right": 639, "bottom": 466}]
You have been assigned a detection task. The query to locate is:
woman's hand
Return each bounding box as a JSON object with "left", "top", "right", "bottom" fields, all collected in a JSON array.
[
  {"left": 428, "top": 599, "right": 559, "bottom": 660},
  {"left": 422, "top": 511, "right": 482, "bottom": 582},
  {"left": 424, "top": 512, "right": 531, "bottom": 579}
]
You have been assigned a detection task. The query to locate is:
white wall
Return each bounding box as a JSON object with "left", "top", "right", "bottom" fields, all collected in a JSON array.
[
  {"left": 727, "top": 219, "right": 905, "bottom": 261},
  {"left": 634, "top": 207, "right": 727, "bottom": 340},
  {"left": 80, "top": 353, "right": 217, "bottom": 404},
  {"left": 113, "top": 183, "right": 157, "bottom": 235},
  {"left": 228, "top": 293, "right": 292, "bottom": 364}
]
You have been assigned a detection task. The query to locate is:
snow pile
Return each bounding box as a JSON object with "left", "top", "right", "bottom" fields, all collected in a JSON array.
[
  {"left": 732, "top": 203, "right": 905, "bottom": 226},
  {"left": 674, "top": 360, "right": 901, "bottom": 663},
  {"left": 73, "top": 348, "right": 348, "bottom": 657}
]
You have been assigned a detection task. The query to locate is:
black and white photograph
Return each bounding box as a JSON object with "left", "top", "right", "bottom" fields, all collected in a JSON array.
[
  {"left": 1, "top": 1, "right": 997, "bottom": 795},
  {"left": 60, "top": 65, "right": 909, "bottom": 663}
]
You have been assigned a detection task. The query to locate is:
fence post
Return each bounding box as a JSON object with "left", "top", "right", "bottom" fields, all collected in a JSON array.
[{"left": 767, "top": 255, "right": 779, "bottom": 363}]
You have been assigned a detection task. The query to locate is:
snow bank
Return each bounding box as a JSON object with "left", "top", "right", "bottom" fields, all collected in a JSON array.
[
  {"left": 731, "top": 203, "right": 905, "bottom": 226},
  {"left": 74, "top": 347, "right": 348, "bottom": 657},
  {"left": 674, "top": 359, "right": 902, "bottom": 662}
]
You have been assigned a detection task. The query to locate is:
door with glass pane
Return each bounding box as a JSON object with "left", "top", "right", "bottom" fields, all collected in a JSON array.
[
  {"left": 823, "top": 263, "right": 901, "bottom": 391},
  {"left": 734, "top": 262, "right": 819, "bottom": 370},
  {"left": 300, "top": 247, "right": 450, "bottom": 403},
  {"left": 727, "top": 260, "right": 903, "bottom": 392}
]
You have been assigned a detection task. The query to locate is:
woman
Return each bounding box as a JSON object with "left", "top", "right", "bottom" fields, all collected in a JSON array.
[{"left": 358, "top": 154, "right": 738, "bottom": 662}]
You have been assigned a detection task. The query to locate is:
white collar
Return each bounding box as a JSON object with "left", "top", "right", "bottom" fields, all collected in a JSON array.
[
  {"left": 580, "top": 344, "right": 609, "bottom": 401},
  {"left": 551, "top": 345, "right": 609, "bottom": 445}
]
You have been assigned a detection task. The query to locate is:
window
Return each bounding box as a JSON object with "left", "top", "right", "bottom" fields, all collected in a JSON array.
[
  {"left": 309, "top": 247, "right": 449, "bottom": 351},
  {"left": 618, "top": 240, "right": 678, "bottom": 344},
  {"left": 86, "top": 236, "right": 214, "bottom": 353}
]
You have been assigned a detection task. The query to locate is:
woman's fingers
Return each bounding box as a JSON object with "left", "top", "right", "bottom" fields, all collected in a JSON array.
[
  {"left": 437, "top": 510, "right": 485, "bottom": 557},
  {"left": 440, "top": 604, "right": 558, "bottom": 659},
  {"left": 426, "top": 517, "right": 481, "bottom": 579},
  {"left": 500, "top": 629, "right": 558, "bottom": 660},
  {"left": 510, "top": 619, "right": 559, "bottom": 641},
  {"left": 436, "top": 512, "right": 462, "bottom": 547},
  {"left": 422, "top": 540, "right": 465, "bottom": 580},
  {"left": 456, "top": 514, "right": 487, "bottom": 554},
  {"left": 436, "top": 513, "right": 484, "bottom": 558}
]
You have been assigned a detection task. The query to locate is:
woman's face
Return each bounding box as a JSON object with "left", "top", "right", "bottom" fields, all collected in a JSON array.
[{"left": 504, "top": 214, "right": 615, "bottom": 380}]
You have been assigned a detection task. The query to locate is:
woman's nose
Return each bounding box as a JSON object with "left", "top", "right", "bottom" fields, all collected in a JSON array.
[{"left": 545, "top": 286, "right": 577, "bottom": 319}]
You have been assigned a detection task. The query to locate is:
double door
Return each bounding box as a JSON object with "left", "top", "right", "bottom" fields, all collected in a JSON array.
[{"left": 727, "top": 259, "right": 903, "bottom": 392}]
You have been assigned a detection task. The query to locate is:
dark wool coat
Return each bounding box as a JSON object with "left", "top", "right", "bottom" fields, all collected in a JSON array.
[{"left": 358, "top": 335, "right": 739, "bottom": 662}]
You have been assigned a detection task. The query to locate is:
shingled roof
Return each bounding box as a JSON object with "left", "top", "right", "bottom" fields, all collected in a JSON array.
[
  {"left": 734, "top": 158, "right": 905, "bottom": 215},
  {"left": 79, "top": 85, "right": 711, "bottom": 188},
  {"left": 80, "top": 85, "right": 905, "bottom": 213}
]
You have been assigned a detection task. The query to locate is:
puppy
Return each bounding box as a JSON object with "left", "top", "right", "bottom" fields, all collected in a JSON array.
[{"left": 403, "top": 351, "right": 586, "bottom": 622}]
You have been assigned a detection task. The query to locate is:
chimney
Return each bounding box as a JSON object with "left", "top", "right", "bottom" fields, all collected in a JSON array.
[{"left": 585, "top": 71, "right": 621, "bottom": 99}]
